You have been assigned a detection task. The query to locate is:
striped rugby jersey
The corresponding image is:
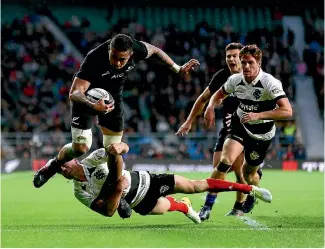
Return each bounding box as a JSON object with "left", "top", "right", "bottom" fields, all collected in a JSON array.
[{"left": 222, "top": 69, "right": 287, "bottom": 140}]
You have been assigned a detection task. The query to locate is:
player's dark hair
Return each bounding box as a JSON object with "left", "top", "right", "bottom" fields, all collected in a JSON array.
[
  {"left": 110, "top": 34, "right": 133, "bottom": 52},
  {"left": 225, "top": 42, "right": 244, "bottom": 51},
  {"left": 239, "top": 44, "right": 263, "bottom": 63}
]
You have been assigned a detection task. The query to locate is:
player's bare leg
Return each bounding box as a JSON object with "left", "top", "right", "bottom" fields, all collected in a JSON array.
[
  {"left": 171, "top": 175, "right": 272, "bottom": 222},
  {"left": 172, "top": 175, "right": 272, "bottom": 203},
  {"left": 101, "top": 127, "right": 124, "bottom": 182},
  {"left": 241, "top": 162, "right": 262, "bottom": 213},
  {"left": 225, "top": 154, "right": 248, "bottom": 216},
  {"left": 199, "top": 138, "right": 243, "bottom": 220}
]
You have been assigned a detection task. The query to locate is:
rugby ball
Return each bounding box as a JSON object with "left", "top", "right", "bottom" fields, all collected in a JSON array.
[{"left": 86, "top": 88, "right": 114, "bottom": 105}]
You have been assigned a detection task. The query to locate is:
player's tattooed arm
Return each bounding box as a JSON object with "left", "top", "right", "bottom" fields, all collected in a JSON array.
[
  {"left": 140, "top": 41, "right": 175, "bottom": 67},
  {"left": 69, "top": 77, "right": 93, "bottom": 108},
  {"left": 140, "top": 41, "right": 200, "bottom": 75}
]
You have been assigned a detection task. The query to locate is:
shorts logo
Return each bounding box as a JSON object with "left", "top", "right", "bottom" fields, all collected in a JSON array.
[
  {"left": 253, "top": 89, "right": 262, "bottom": 100},
  {"left": 250, "top": 151, "right": 260, "bottom": 160},
  {"left": 160, "top": 185, "right": 169, "bottom": 194},
  {"left": 72, "top": 117, "right": 80, "bottom": 125},
  {"left": 76, "top": 136, "right": 86, "bottom": 143}
]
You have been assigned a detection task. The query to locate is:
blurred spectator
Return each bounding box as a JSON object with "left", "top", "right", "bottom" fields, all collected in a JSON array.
[
  {"left": 1, "top": 7, "right": 312, "bottom": 160},
  {"left": 282, "top": 144, "right": 295, "bottom": 161}
]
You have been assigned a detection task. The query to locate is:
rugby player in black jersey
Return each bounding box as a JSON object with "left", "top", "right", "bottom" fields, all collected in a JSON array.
[{"left": 33, "top": 34, "right": 199, "bottom": 190}]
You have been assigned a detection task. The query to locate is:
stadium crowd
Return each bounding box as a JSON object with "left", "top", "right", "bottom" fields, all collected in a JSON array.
[{"left": 2, "top": 7, "right": 323, "bottom": 161}]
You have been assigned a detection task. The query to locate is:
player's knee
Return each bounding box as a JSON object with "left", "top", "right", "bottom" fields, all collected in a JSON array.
[
  {"left": 103, "top": 135, "right": 123, "bottom": 148},
  {"left": 72, "top": 143, "right": 89, "bottom": 156}
]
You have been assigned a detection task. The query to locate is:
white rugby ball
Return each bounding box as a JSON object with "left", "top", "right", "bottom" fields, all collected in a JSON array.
[{"left": 86, "top": 88, "right": 114, "bottom": 105}]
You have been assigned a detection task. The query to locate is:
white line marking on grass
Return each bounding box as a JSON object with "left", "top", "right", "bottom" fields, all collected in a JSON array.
[
  {"left": 237, "top": 216, "right": 270, "bottom": 230},
  {"left": 3, "top": 227, "right": 323, "bottom": 232}
]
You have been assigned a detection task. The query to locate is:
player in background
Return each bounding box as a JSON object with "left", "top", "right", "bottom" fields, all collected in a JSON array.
[
  {"left": 58, "top": 143, "right": 273, "bottom": 222},
  {"left": 204, "top": 44, "right": 292, "bottom": 215},
  {"left": 33, "top": 34, "right": 199, "bottom": 194},
  {"left": 176, "top": 43, "right": 262, "bottom": 219}
]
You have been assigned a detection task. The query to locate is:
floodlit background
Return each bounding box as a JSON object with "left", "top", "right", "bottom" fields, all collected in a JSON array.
[{"left": 1, "top": 0, "right": 324, "bottom": 247}]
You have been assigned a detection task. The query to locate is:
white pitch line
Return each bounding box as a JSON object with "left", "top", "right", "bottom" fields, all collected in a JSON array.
[
  {"left": 2, "top": 227, "right": 322, "bottom": 232},
  {"left": 237, "top": 216, "right": 270, "bottom": 230}
]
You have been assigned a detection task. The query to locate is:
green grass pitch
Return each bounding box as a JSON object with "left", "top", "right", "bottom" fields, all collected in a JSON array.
[{"left": 1, "top": 170, "right": 324, "bottom": 247}]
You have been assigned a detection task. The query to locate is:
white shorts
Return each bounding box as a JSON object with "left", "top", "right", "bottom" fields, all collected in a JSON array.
[{"left": 71, "top": 127, "right": 92, "bottom": 148}]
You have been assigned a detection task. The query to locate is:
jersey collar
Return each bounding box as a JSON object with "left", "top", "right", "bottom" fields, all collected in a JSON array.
[
  {"left": 242, "top": 68, "right": 263, "bottom": 85},
  {"left": 80, "top": 164, "right": 91, "bottom": 182}
]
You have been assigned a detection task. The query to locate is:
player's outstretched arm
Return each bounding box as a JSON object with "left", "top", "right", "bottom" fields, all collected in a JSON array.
[
  {"left": 176, "top": 87, "right": 212, "bottom": 137},
  {"left": 140, "top": 41, "right": 200, "bottom": 76},
  {"left": 204, "top": 88, "right": 227, "bottom": 128}
]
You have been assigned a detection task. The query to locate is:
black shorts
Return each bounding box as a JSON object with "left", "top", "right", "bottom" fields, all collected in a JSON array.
[
  {"left": 133, "top": 173, "right": 175, "bottom": 216},
  {"left": 71, "top": 102, "right": 124, "bottom": 132},
  {"left": 227, "top": 115, "right": 272, "bottom": 167},
  {"left": 214, "top": 128, "right": 228, "bottom": 152}
]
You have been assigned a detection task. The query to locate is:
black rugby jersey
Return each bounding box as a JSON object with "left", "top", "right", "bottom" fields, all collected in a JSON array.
[
  {"left": 74, "top": 39, "right": 148, "bottom": 104},
  {"left": 208, "top": 68, "right": 239, "bottom": 127}
]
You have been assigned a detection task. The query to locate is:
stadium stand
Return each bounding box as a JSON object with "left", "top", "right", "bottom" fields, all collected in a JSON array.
[{"left": 1, "top": 4, "right": 323, "bottom": 161}]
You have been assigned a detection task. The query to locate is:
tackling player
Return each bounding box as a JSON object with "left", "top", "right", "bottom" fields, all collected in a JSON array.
[{"left": 58, "top": 143, "right": 273, "bottom": 223}]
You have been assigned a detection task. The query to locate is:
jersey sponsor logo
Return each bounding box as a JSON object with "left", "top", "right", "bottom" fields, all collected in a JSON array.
[
  {"left": 102, "top": 71, "right": 111, "bottom": 76},
  {"left": 160, "top": 185, "right": 170, "bottom": 194},
  {"left": 111, "top": 73, "right": 124, "bottom": 79},
  {"left": 253, "top": 89, "right": 262, "bottom": 100},
  {"left": 250, "top": 151, "right": 260, "bottom": 160},
  {"left": 239, "top": 103, "right": 259, "bottom": 111}
]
